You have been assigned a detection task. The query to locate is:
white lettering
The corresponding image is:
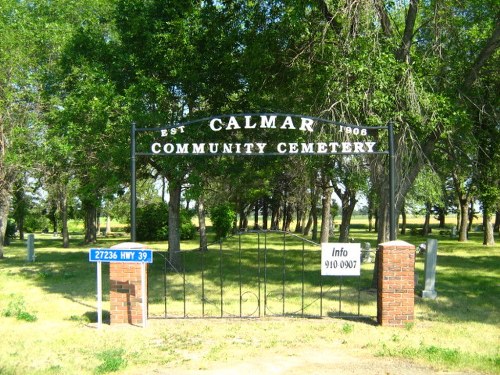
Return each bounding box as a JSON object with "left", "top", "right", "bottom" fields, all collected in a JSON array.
[
  {"left": 192, "top": 143, "right": 205, "bottom": 154},
  {"left": 226, "top": 116, "right": 241, "bottom": 130},
  {"left": 163, "top": 143, "right": 174, "bottom": 154},
  {"left": 289, "top": 143, "right": 299, "bottom": 153},
  {"left": 243, "top": 143, "right": 253, "bottom": 153},
  {"left": 161, "top": 129, "right": 168, "bottom": 137},
  {"left": 260, "top": 115, "right": 277, "bottom": 129},
  {"left": 277, "top": 143, "right": 287, "bottom": 153},
  {"left": 209, "top": 143, "right": 218, "bottom": 153},
  {"left": 245, "top": 116, "right": 257, "bottom": 129},
  {"left": 365, "top": 141, "right": 376, "bottom": 152},
  {"left": 280, "top": 116, "right": 295, "bottom": 130},
  {"left": 256, "top": 143, "right": 267, "bottom": 153},
  {"left": 223, "top": 143, "right": 233, "bottom": 153},
  {"left": 176, "top": 144, "right": 189, "bottom": 154},
  {"left": 151, "top": 143, "right": 161, "bottom": 154},
  {"left": 353, "top": 142, "right": 364, "bottom": 153},
  {"left": 301, "top": 143, "right": 314, "bottom": 153},
  {"left": 209, "top": 118, "right": 223, "bottom": 131},
  {"left": 329, "top": 142, "right": 340, "bottom": 152},
  {"left": 342, "top": 142, "right": 352, "bottom": 153},
  {"left": 317, "top": 143, "right": 328, "bottom": 153},
  {"left": 300, "top": 118, "right": 314, "bottom": 132}
]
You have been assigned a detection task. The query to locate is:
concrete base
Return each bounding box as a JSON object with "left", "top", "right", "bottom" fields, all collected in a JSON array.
[{"left": 421, "top": 289, "right": 437, "bottom": 299}]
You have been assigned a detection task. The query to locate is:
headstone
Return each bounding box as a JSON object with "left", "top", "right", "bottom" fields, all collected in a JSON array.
[
  {"left": 451, "top": 226, "right": 457, "bottom": 238},
  {"left": 27, "top": 233, "right": 35, "bottom": 262},
  {"left": 421, "top": 238, "right": 438, "bottom": 299},
  {"left": 361, "top": 242, "right": 372, "bottom": 263}
]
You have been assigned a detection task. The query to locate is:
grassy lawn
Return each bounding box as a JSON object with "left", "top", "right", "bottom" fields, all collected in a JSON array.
[{"left": 0, "top": 219, "right": 498, "bottom": 374}]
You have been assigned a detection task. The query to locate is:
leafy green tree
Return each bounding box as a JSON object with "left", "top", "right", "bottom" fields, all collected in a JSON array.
[
  {"left": 210, "top": 204, "right": 236, "bottom": 241},
  {"left": 0, "top": 0, "right": 39, "bottom": 256}
]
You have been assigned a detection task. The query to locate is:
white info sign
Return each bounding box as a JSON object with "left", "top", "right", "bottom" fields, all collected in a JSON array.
[{"left": 321, "top": 243, "right": 361, "bottom": 276}]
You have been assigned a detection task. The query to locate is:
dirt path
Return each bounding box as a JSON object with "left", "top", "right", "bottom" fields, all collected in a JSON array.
[{"left": 136, "top": 346, "right": 478, "bottom": 375}]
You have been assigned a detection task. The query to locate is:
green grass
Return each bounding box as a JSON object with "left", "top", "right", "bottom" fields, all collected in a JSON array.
[{"left": 0, "top": 222, "right": 498, "bottom": 374}]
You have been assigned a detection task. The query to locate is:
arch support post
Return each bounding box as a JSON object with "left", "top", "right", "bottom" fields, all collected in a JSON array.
[{"left": 377, "top": 240, "right": 415, "bottom": 327}]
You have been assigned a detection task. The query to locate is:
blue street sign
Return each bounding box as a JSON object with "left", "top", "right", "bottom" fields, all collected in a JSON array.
[{"left": 89, "top": 248, "right": 153, "bottom": 263}]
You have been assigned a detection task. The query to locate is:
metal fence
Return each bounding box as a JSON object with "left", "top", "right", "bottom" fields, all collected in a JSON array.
[{"left": 147, "top": 231, "right": 377, "bottom": 320}]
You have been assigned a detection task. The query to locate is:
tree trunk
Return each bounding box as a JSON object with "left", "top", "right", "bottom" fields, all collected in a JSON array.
[
  {"left": 83, "top": 201, "right": 97, "bottom": 244},
  {"left": 437, "top": 207, "right": 446, "bottom": 228},
  {"left": 168, "top": 181, "right": 182, "bottom": 269},
  {"left": 262, "top": 197, "right": 269, "bottom": 230},
  {"left": 253, "top": 200, "right": 260, "bottom": 229},
  {"left": 467, "top": 200, "right": 474, "bottom": 232},
  {"left": 311, "top": 208, "right": 318, "bottom": 242},
  {"left": 368, "top": 206, "right": 374, "bottom": 232},
  {"left": 295, "top": 206, "right": 303, "bottom": 233},
  {"left": 483, "top": 208, "right": 495, "bottom": 245},
  {"left": 105, "top": 215, "right": 112, "bottom": 236},
  {"left": 0, "top": 199, "right": 10, "bottom": 258},
  {"left": 494, "top": 210, "right": 500, "bottom": 233},
  {"left": 422, "top": 201, "right": 431, "bottom": 236},
  {"left": 400, "top": 204, "right": 407, "bottom": 235},
  {"left": 458, "top": 198, "right": 469, "bottom": 242},
  {"left": 271, "top": 199, "right": 280, "bottom": 230},
  {"left": 320, "top": 186, "right": 332, "bottom": 243},
  {"left": 334, "top": 185, "right": 358, "bottom": 243},
  {"left": 198, "top": 194, "right": 208, "bottom": 251},
  {"left": 96, "top": 210, "right": 101, "bottom": 237},
  {"left": 339, "top": 196, "right": 357, "bottom": 242},
  {"left": 61, "top": 193, "right": 69, "bottom": 248}
]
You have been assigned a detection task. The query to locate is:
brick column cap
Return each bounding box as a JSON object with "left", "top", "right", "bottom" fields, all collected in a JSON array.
[
  {"left": 379, "top": 240, "right": 415, "bottom": 248},
  {"left": 110, "top": 242, "right": 148, "bottom": 249}
]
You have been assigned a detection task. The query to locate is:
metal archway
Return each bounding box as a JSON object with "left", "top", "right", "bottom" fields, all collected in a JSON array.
[{"left": 130, "top": 113, "right": 395, "bottom": 242}]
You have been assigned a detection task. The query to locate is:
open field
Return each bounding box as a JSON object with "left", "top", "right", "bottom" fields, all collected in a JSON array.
[{"left": 0, "top": 222, "right": 498, "bottom": 374}]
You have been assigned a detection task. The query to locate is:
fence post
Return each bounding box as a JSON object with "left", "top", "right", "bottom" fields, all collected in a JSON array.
[{"left": 377, "top": 240, "right": 415, "bottom": 327}]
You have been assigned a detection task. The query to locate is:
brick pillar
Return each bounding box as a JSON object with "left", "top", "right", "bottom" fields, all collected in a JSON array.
[
  {"left": 109, "top": 242, "right": 148, "bottom": 325},
  {"left": 377, "top": 240, "right": 415, "bottom": 327}
]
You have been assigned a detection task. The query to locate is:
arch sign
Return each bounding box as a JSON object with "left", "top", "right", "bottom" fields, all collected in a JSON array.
[{"left": 131, "top": 113, "right": 396, "bottom": 239}]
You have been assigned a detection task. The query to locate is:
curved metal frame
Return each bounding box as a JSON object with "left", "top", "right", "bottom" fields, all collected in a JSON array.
[{"left": 131, "top": 114, "right": 396, "bottom": 245}]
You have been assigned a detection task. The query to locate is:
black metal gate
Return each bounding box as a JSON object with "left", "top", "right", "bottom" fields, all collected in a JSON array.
[{"left": 147, "top": 230, "right": 376, "bottom": 320}]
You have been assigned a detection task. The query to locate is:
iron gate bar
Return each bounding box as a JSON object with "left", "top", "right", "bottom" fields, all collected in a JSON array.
[
  {"left": 219, "top": 240, "right": 223, "bottom": 318},
  {"left": 320, "top": 274, "right": 323, "bottom": 317},
  {"left": 264, "top": 232, "right": 268, "bottom": 316},
  {"left": 183, "top": 259, "right": 186, "bottom": 317},
  {"left": 149, "top": 231, "right": 377, "bottom": 320},
  {"left": 238, "top": 234, "right": 242, "bottom": 317},
  {"left": 339, "top": 276, "right": 343, "bottom": 317},
  {"left": 257, "top": 232, "right": 261, "bottom": 318},
  {"left": 282, "top": 231, "right": 286, "bottom": 316},
  {"left": 164, "top": 255, "right": 168, "bottom": 317},
  {"left": 201, "top": 247, "right": 205, "bottom": 317},
  {"left": 301, "top": 240, "right": 305, "bottom": 318}
]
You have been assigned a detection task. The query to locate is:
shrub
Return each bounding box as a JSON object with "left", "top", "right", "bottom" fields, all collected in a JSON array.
[
  {"left": 210, "top": 204, "right": 236, "bottom": 240},
  {"left": 136, "top": 202, "right": 196, "bottom": 241},
  {"left": 136, "top": 202, "right": 169, "bottom": 241}
]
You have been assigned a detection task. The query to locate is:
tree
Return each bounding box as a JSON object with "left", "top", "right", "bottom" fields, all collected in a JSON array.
[{"left": 0, "top": 0, "right": 39, "bottom": 257}]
